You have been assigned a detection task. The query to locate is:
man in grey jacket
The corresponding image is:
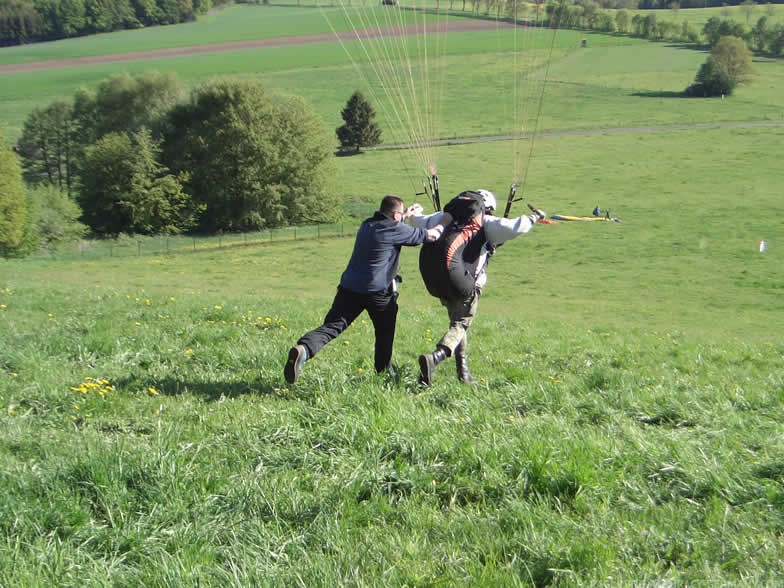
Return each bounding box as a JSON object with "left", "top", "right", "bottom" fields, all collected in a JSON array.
[
  {"left": 284, "top": 195, "right": 445, "bottom": 384},
  {"left": 409, "top": 189, "right": 544, "bottom": 386}
]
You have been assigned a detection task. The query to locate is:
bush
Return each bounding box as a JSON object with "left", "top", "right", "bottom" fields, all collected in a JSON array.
[
  {"left": 22, "top": 185, "right": 87, "bottom": 254},
  {"left": 685, "top": 36, "right": 753, "bottom": 97}
]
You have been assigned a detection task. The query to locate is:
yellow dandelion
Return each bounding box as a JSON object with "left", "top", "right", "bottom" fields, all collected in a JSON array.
[
  {"left": 214, "top": 305, "right": 222, "bottom": 310},
  {"left": 145, "top": 299, "right": 151, "bottom": 306},
  {"left": 0, "top": 304, "right": 6, "bottom": 310},
  {"left": 135, "top": 322, "right": 142, "bottom": 327},
  {"left": 185, "top": 348, "right": 194, "bottom": 355},
  {"left": 148, "top": 387, "right": 159, "bottom": 396}
]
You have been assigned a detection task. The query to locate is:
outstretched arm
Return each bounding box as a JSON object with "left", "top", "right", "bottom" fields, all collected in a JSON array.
[{"left": 484, "top": 210, "right": 544, "bottom": 246}]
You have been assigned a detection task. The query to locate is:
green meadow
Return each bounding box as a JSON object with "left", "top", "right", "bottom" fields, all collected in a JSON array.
[{"left": 2, "top": 4, "right": 784, "bottom": 586}]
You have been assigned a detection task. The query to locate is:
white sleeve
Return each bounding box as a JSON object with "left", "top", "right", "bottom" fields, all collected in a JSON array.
[
  {"left": 484, "top": 215, "right": 535, "bottom": 246},
  {"left": 409, "top": 211, "right": 447, "bottom": 230}
]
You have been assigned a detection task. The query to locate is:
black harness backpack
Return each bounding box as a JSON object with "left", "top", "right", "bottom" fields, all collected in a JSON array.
[{"left": 419, "top": 191, "right": 488, "bottom": 300}]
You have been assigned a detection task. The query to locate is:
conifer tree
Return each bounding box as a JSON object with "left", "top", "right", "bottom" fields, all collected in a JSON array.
[{"left": 336, "top": 91, "right": 381, "bottom": 154}]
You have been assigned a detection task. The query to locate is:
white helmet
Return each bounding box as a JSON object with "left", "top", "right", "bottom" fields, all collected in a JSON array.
[{"left": 476, "top": 189, "right": 496, "bottom": 212}]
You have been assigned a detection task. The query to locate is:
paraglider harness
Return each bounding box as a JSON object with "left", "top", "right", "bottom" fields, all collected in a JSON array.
[
  {"left": 419, "top": 190, "right": 491, "bottom": 300},
  {"left": 418, "top": 180, "right": 545, "bottom": 300}
]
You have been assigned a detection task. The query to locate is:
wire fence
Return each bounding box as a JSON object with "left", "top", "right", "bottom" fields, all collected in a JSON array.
[{"left": 28, "top": 222, "right": 359, "bottom": 262}]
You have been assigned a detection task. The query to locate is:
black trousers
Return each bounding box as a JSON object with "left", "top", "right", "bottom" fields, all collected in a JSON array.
[{"left": 298, "top": 285, "right": 399, "bottom": 373}]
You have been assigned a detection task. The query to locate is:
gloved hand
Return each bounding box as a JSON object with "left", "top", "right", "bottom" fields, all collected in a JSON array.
[
  {"left": 426, "top": 225, "right": 444, "bottom": 242},
  {"left": 404, "top": 203, "right": 424, "bottom": 219},
  {"left": 528, "top": 209, "right": 546, "bottom": 224}
]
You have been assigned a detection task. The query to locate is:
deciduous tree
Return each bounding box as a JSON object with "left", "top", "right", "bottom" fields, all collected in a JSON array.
[
  {"left": 17, "top": 101, "right": 75, "bottom": 195},
  {"left": 78, "top": 129, "right": 198, "bottom": 235},
  {"left": 0, "top": 130, "right": 26, "bottom": 256},
  {"left": 0, "top": 0, "right": 43, "bottom": 45},
  {"left": 686, "top": 36, "right": 753, "bottom": 97},
  {"left": 161, "top": 78, "right": 338, "bottom": 232},
  {"left": 74, "top": 71, "right": 184, "bottom": 143}
]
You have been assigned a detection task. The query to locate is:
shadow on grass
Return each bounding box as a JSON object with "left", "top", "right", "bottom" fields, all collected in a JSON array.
[
  {"left": 632, "top": 90, "right": 688, "bottom": 98},
  {"left": 334, "top": 149, "right": 364, "bottom": 157},
  {"left": 113, "top": 374, "right": 316, "bottom": 402}
]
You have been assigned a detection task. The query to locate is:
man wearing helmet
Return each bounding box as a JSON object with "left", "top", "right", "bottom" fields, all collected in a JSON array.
[{"left": 409, "top": 189, "right": 544, "bottom": 386}]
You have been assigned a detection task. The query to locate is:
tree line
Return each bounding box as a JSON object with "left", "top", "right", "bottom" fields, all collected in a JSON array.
[
  {"left": 433, "top": 1, "right": 783, "bottom": 57},
  {"left": 0, "top": 72, "right": 341, "bottom": 257},
  {"left": 2, "top": 1, "right": 784, "bottom": 47},
  {"left": 0, "top": 0, "right": 230, "bottom": 46},
  {"left": 543, "top": 3, "right": 783, "bottom": 56}
]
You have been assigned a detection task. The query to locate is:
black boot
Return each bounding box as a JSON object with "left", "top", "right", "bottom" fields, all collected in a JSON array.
[
  {"left": 455, "top": 342, "right": 473, "bottom": 383},
  {"left": 418, "top": 346, "right": 448, "bottom": 387},
  {"left": 284, "top": 344, "right": 309, "bottom": 384}
]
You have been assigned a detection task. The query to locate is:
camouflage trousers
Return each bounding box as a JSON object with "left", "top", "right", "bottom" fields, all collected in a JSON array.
[{"left": 437, "top": 288, "right": 480, "bottom": 356}]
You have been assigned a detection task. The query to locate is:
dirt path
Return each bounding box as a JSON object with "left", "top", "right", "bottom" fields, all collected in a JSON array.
[{"left": 0, "top": 20, "right": 511, "bottom": 74}]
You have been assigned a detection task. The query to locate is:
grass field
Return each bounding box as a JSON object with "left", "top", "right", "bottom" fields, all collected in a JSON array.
[
  {"left": 2, "top": 4, "right": 783, "bottom": 141},
  {"left": 0, "top": 1, "right": 779, "bottom": 70},
  {"left": 2, "top": 4, "right": 784, "bottom": 585}
]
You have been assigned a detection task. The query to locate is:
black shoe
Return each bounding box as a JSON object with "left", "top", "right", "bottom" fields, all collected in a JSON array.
[
  {"left": 455, "top": 356, "right": 473, "bottom": 384},
  {"left": 457, "top": 368, "right": 474, "bottom": 384},
  {"left": 284, "top": 345, "right": 308, "bottom": 384},
  {"left": 418, "top": 354, "right": 433, "bottom": 387},
  {"left": 418, "top": 347, "right": 447, "bottom": 387}
]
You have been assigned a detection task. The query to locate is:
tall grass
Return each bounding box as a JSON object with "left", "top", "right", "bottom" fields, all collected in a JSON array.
[{"left": 2, "top": 245, "right": 783, "bottom": 584}]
